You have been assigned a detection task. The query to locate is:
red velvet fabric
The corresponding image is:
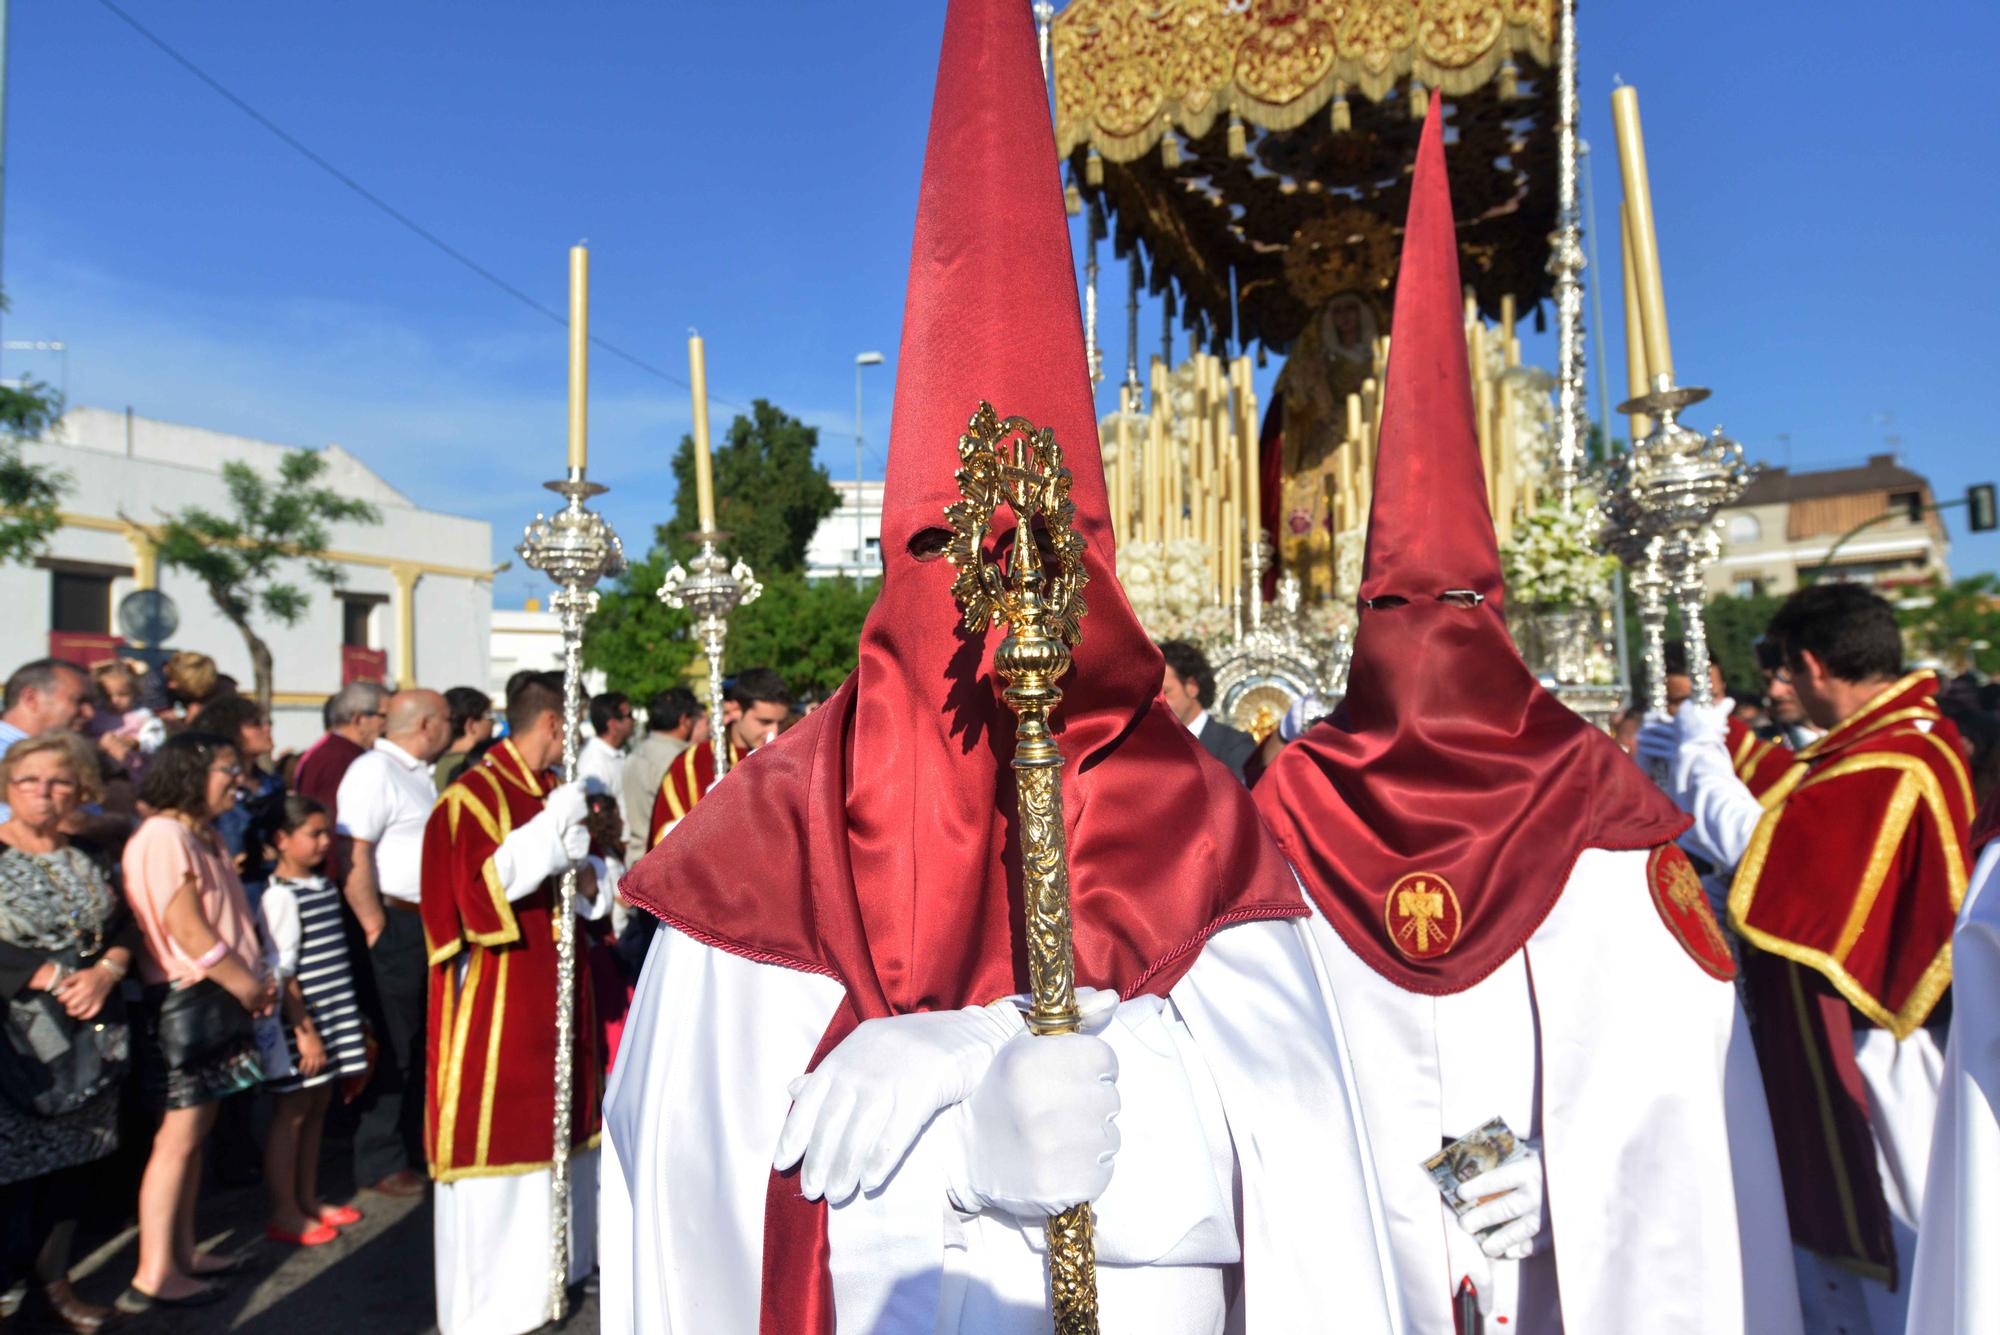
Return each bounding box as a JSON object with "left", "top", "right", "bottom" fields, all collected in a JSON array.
[
  {"left": 620, "top": 0, "right": 1304, "bottom": 1326},
  {"left": 1254, "top": 97, "right": 1687, "bottom": 995}
]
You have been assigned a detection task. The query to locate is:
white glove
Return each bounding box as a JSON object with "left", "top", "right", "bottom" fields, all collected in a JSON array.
[
  {"left": 491, "top": 782, "right": 590, "bottom": 901},
  {"left": 1633, "top": 713, "right": 1681, "bottom": 772},
  {"left": 1455, "top": 1141, "right": 1548, "bottom": 1260},
  {"left": 774, "top": 996, "right": 1034, "bottom": 1204},
  {"left": 945, "top": 992, "right": 1122, "bottom": 1221}
]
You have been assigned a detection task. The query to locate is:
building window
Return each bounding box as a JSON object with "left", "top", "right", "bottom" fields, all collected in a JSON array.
[
  {"left": 1733, "top": 576, "right": 1765, "bottom": 599},
  {"left": 339, "top": 594, "right": 384, "bottom": 649},
  {"left": 1888, "top": 489, "right": 1923, "bottom": 521},
  {"left": 1725, "top": 513, "right": 1761, "bottom": 544},
  {"left": 50, "top": 571, "right": 113, "bottom": 634}
]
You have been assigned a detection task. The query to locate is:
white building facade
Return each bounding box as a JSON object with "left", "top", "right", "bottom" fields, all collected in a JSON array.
[
  {"left": 804, "top": 479, "right": 884, "bottom": 583},
  {"left": 3, "top": 407, "right": 494, "bottom": 752}
]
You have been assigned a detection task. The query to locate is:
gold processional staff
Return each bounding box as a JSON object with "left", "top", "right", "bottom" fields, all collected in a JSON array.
[{"left": 945, "top": 402, "right": 1100, "bottom": 1334}]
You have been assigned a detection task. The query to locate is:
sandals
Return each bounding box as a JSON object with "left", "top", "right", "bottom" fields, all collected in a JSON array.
[
  {"left": 266, "top": 1221, "right": 339, "bottom": 1247},
  {"left": 115, "top": 1282, "right": 226, "bottom": 1313}
]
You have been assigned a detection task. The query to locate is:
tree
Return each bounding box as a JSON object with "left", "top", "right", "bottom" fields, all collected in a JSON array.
[
  {"left": 585, "top": 399, "right": 872, "bottom": 700},
  {"left": 151, "top": 451, "right": 381, "bottom": 710},
  {"left": 1897, "top": 573, "right": 2000, "bottom": 674},
  {"left": 662, "top": 400, "right": 839, "bottom": 574},
  {"left": 0, "top": 379, "right": 70, "bottom": 565}
]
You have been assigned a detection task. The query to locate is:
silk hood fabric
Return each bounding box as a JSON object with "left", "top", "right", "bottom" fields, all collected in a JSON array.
[
  {"left": 1255, "top": 97, "right": 1686, "bottom": 995},
  {"left": 621, "top": 0, "right": 1304, "bottom": 1326}
]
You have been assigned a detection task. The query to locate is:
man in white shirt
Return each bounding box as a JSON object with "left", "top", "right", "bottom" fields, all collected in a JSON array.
[
  {"left": 620, "top": 688, "right": 697, "bottom": 867},
  {"left": 337, "top": 687, "right": 451, "bottom": 1198},
  {"left": 577, "top": 691, "right": 632, "bottom": 805}
]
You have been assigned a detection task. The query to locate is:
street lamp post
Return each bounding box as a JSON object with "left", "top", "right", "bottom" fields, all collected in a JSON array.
[{"left": 854, "top": 351, "right": 885, "bottom": 588}]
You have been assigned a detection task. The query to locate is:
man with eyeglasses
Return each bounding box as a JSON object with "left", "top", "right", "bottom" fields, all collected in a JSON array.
[
  {"left": 293, "top": 679, "right": 390, "bottom": 885},
  {"left": 1642, "top": 582, "right": 1975, "bottom": 1335}
]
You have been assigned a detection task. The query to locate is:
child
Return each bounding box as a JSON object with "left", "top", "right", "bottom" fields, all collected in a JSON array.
[
  {"left": 257, "top": 796, "right": 372, "bottom": 1246},
  {"left": 88, "top": 659, "right": 157, "bottom": 774}
]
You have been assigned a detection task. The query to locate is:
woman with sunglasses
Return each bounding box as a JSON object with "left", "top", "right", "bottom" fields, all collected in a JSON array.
[{"left": 117, "top": 732, "right": 276, "bottom": 1312}]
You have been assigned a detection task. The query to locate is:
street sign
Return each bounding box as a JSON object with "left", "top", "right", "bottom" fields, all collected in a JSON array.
[{"left": 117, "top": 588, "right": 180, "bottom": 649}]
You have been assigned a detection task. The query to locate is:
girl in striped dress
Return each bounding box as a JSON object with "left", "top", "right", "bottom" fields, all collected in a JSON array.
[{"left": 257, "top": 796, "right": 371, "bottom": 1246}]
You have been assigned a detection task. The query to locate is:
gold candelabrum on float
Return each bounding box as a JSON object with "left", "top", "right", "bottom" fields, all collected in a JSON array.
[
  {"left": 1598, "top": 86, "right": 1752, "bottom": 725},
  {"left": 945, "top": 402, "right": 1099, "bottom": 1335},
  {"left": 514, "top": 246, "right": 625, "bottom": 1325}
]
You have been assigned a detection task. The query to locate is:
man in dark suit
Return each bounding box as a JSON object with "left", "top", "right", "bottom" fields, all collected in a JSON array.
[{"left": 1158, "top": 639, "right": 1256, "bottom": 783}]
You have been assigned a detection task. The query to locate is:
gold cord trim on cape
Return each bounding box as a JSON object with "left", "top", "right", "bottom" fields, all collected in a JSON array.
[
  {"left": 474, "top": 948, "right": 510, "bottom": 1169},
  {"left": 433, "top": 947, "right": 484, "bottom": 1170},
  {"left": 429, "top": 1132, "right": 602, "bottom": 1185},
  {"left": 1794, "top": 671, "right": 1939, "bottom": 761},
  {"left": 1785, "top": 961, "right": 1892, "bottom": 1284},
  {"left": 1730, "top": 749, "right": 1965, "bottom": 1037}
]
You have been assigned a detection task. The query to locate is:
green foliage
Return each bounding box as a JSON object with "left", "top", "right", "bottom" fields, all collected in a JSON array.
[
  {"left": 585, "top": 400, "right": 872, "bottom": 701},
  {"left": 580, "top": 549, "right": 701, "bottom": 704},
  {"left": 728, "top": 573, "right": 879, "bottom": 697},
  {"left": 0, "top": 378, "right": 69, "bottom": 566},
  {"left": 1897, "top": 573, "right": 2000, "bottom": 674},
  {"left": 155, "top": 452, "right": 380, "bottom": 626},
  {"left": 1620, "top": 586, "right": 1783, "bottom": 703},
  {"left": 660, "top": 400, "right": 838, "bottom": 573},
  {"left": 153, "top": 450, "right": 382, "bottom": 705}
]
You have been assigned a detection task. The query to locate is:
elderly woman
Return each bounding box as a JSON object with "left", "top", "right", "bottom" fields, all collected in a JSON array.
[
  {"left": 0, "top": 732, "right": 138, "bottom": 1334},
  {"left": 118, "top": 731, "right": 275, "bottom": 1313}
]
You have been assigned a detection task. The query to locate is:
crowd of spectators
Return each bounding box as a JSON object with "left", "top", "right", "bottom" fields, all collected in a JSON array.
[
  {"left": 0, "top": 648, "right": 809, "bottom": 1327},
  {"left": 0, "top": 655, "right": 521, "bottom": 1324}
]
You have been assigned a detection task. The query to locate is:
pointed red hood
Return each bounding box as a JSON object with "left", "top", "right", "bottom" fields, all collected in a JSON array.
[
  {"left": 623, "top": 3, "right": 1303, "bottom": 1325},
  {"left": 1255, "top": 97, "right": 1686, "bottom": 994}
]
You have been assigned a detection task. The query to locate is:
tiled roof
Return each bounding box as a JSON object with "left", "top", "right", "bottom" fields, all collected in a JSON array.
[{"left": 1734, "top": 453, "right": 1930, "bottom": 507}]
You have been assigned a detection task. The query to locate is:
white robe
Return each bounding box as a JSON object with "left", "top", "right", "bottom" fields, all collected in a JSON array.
[
  {"left": 599, "top": 914, "right": 1403, "bottom": 1333},
  {"left": 1905, "top": 840, "right": 2000, "bottom": 1335},
  {"left": 1308, "top": 847, "right": 1802, "bottom": 1335},
  {"left": 434, "top": 1152, "right": 599, "bottom": 1335}
]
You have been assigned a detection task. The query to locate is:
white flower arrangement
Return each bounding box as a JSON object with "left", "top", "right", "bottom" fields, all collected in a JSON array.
[
  {"left": 1118, "top": 538, "right": 1231, "bottom": 647},
  {"left": 1500, "top": 494, "right": 1617, "bottom": 610}
]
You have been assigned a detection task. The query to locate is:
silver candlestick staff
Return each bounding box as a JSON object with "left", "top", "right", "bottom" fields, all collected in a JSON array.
[
  {"left": 516, "top": 467, "right": 624, "bottom": 1323},
  {"left": 1617, "top": 377, "right": 1750, "bottom": 710},
  {"left": 659, "top": 533, "right": 762, "bottom": 782}
]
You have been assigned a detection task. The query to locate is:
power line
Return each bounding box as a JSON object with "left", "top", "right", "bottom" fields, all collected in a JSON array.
[{"left": 90, "top": 0, "right": 709, "bottom": 397}]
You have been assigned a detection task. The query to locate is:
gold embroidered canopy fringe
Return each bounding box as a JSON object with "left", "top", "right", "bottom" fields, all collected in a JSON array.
[{"left": 1053, "top": 0, "right": 1561, "bottom": 351}]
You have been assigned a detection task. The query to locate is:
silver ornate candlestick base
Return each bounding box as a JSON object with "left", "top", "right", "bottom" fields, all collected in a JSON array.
[
  {"left": 659, "top": 532, "right": 762, "bottom": 783},
  {"left": 1617, "top": 372, "right": 1751, "bottom": 710},
  {"left": 516, "top": 468, "right": 624, "bottom": 1326}
]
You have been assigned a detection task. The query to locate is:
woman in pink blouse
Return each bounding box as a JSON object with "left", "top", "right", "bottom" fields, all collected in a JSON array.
[{"left": 117, "top": 732, "right": 276, "bottom": 1313}]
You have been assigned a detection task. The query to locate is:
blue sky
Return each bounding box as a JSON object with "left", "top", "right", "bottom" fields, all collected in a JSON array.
[{"left": 7, "top": 1, "right": 1997, "bottom": 607}]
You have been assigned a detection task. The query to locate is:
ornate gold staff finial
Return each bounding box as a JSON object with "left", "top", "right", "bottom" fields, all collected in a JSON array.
[{"left": 944, "top": 402, "right": 1098, "bottom": 1334}]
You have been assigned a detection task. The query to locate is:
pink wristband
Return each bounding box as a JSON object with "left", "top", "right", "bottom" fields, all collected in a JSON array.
[{"left": 193, "top": 942, "right": 230, "bottom": 971}]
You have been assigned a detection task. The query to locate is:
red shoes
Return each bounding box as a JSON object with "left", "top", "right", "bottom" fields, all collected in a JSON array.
[
  {"left": 318, "top": 1204, "right": 363, "bottom": 1227},
  {"left": 266, "top": 1221, "right": 339, "bottom": 1247}
]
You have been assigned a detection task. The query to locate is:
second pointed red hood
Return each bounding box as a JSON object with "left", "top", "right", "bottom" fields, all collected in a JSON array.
[{"left": 1255, "top": 96, "right": 1686, "bottom": 994}]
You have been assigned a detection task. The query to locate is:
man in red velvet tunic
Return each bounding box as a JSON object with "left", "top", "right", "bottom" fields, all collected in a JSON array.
[
  {"left": 1648, "top": 583, "right": 1974, "bottom": 1335},
  {"left": 1253, "top": 97, "right": 1800, "bottom": 1335},
  {"left": 646, "top": 668, "right": 792, "bottom": 848},
  {"left": 422, "top": 670, "right": 600, "bottom": 1335},
  {"left": 598, "top": 2, "right": 1400, "bottom": 1330}
]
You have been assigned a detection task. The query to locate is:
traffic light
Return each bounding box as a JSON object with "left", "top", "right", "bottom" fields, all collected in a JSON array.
[{"left": 1969, "top": 483, "right": 1998, "bottom": 533}]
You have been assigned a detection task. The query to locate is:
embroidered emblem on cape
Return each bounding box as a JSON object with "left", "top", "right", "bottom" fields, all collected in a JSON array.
[
  {"left": 1384, "top": 871, "right": 1461, "bottom": 960},
  {"left": 1647, "top": 844, "right": 1737, "bottom": 981}
]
